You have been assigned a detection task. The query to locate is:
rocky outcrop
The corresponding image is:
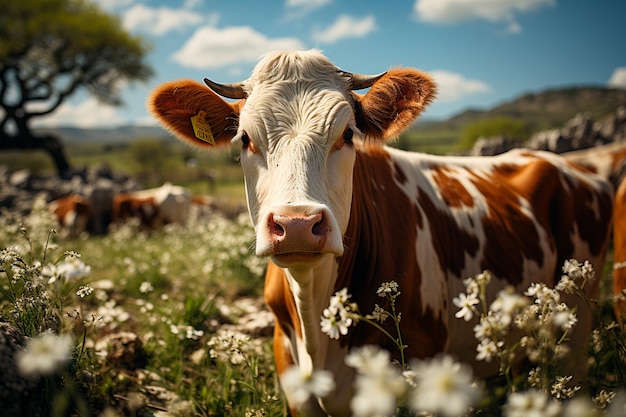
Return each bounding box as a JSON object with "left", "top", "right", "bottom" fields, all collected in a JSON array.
[
  {"left": 0, "top": 164, "right": 141, "bottom": 234},
  {"left": 471, "top": 106, "right": 626, "bottom": 156}
]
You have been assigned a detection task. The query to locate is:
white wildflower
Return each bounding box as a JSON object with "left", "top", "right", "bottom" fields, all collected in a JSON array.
[
  {"left": 17, "top": 331, "right": 74, "bottom": 376},
  {"left": 281, "top": 366, "right": 335, "bottom": 408},
  {"left": 503, "top": 390, "right": 561, "bottom": 417},
  {"left": 139, "top": 281, "right": 154, "bottom": 293},
  {"left": 527, "top": 366, "right": 542, "bottom": 387},
  {"left": 556, "top": 274, "right": 577, "bottom": 294},
  {"left": 552, "top": 310, "right": 577, "bottom": 330},
  {"left": 605, "top": 391, "right": 626, "bottom": 417},
  {"left": 208, "top": 330, "right": 251, "bottom": 365},
  {"left": 476, "top": 338, "right": 502, "bottom": 362},
  {"left": 368, "top": 304, "right": 389, "bottom": 323},
  {"left": 347, "top": 346, "right": 407, "bottom": 417},
  {"left": 376, "top": 281, "right": 399, "bottom": 297},
  {"left": 345, "top": 345, "right": 395, "bottom": 376},
  {"left": 409, "top": 354, "right": 481, "bottom": 417},
  {"left": 550, "top": 375, "right": 580, "bottom": 400},
  {"left": 489, "top": 286, "right": 529, "bottom": 326},
  {"left": 351, "top": 372, "right": 405, "bottom": 417},
  {"left": 50, "top": 257, "right": 91, "bottom": 283},
  {"left": 593, "top": 390, "right": 615, "bottom": 409},
  {"left": 76, "top": 285, "right": 94, "bottom": 298},
  {"left": 320, "top": 288, "right": 358, "bottom": 340},
  {"left": 453, "top": 292, "right": 479, "bottom": 321}
]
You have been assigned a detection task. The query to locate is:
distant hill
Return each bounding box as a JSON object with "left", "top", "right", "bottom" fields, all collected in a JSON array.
[
  {"left": 35, "top": 86, "right": 626, "bottom": 148},
  {"left": 35, "top": 125, "right": 172, "bottom": 144},
  {"left": 416, "top": 86, "right": 626, "bottom": 132}
]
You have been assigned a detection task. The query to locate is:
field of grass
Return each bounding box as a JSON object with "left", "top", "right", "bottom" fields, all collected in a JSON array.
[{"left": 1, "top": 139, "right": 626, "bottom": 416}]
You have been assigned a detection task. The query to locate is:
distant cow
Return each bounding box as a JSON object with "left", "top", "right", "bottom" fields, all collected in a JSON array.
[
  {"left": 149, "top": 50, "right": 613, "bottom": 416},
  {"left": 49, "top": 194, "right": 92, "bottom": 238},
  {"left": 111, "top": 182, "right": 191, "bottom": 229},
  {"left": 563, "top": 140, "right": 626, "bottom": 189}
]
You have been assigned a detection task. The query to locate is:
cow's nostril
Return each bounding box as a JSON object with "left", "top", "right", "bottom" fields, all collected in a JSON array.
[
  {"left": 268, "top": 214, "right": 285, "bottom": 237},
  {"left": 312, "top": 216, "right": 327, "bottom": 237}
]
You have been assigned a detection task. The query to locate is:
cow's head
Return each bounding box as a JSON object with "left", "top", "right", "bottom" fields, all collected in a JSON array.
[{"left": 149, "top": 50, "right": 435, "bottom": 269}]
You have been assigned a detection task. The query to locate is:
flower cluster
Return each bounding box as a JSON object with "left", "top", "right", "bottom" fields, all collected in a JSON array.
[
  {"left": 320, "top": 283, "right": 482, "bottom": 416},
  {"left": 320, "top": 288, "right": 359, "bottom": 339},
  {"left": 344, "top": 345, "right": 481, "bottom": 417}
]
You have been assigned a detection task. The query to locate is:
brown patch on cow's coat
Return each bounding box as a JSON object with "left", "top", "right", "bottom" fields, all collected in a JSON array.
[
  {"left": 263, "top": 261, "right": 301, "bottom": 375},
  {"left": 430, "top": 166, "right": 474, "bottom": 208},
  {"left": 416, "top": 181, "right": 480, "bottom": 280},
  {"left": 335, "top": 143, "right": 448, "bottom": 359}
]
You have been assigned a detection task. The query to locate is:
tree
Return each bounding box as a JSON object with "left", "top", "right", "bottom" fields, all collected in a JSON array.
[{"left": 0, "top": 0, "right": 152, "bottom": 177}]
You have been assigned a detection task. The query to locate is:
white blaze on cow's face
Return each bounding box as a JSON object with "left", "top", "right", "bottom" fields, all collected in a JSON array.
[{"left": 233, "top": 52, "right": 358, "bottom": 266}]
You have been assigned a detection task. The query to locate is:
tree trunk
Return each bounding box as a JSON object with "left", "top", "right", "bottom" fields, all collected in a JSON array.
[{"left": 0, "top": 132, "right": 72, "bottom": 178}]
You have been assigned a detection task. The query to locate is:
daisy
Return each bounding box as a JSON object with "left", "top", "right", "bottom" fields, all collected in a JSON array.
[
  {"left": 280, "top": 366, "right": 335, "bottom": 408},
  {"left": 453, "top": 292, "right": 479, "bottom": 321},
  {"left": 409, "top": 354, "right": 481, "bottom": 417},
  {"left": 17, "top": 331, "right": 73, "bottom": 376}
]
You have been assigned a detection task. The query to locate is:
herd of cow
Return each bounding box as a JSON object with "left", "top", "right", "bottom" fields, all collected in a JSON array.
[
  {"left": 48, "top": 181, "right": 202, "bottom": 238},
  {"left": 46, "top": 50, "right": 626, "bottom": 416}
]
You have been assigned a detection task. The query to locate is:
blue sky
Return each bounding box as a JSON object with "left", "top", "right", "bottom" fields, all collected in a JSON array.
[{"left": 35, "top": 0, "right": 626, "bottom": 129}]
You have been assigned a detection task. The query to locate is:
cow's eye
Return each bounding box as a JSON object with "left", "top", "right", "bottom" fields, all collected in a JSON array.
[
  {"left": 241, "top": 131, "right": 250, "bottom": 148},
  {"left": 344, "top": 128, "right": 354, "bottom": 145}
]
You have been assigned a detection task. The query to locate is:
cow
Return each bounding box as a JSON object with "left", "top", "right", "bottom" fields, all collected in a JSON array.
[
  {"left": 49, "top": 194, "right": 93, "bottom": 238},
  {"left": 562, "top": 140, "right": 626, "bottom": 189},
  {"left": 613, "top": 178, "right": 626, "bottom": 320},
  {"left": 111, "top": 193, "right": 158, "bottom": 228},
  {"left": 111, "top": 182, "right": 191, "bottom": 229},
  {"left": 148, "top": 50, "right": 613, "bottom": 416},
  {"left": 562, "top": 141, "right": 626, "bottom": 319}
]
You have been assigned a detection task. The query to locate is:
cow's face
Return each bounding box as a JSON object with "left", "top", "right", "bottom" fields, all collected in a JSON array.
[{"left": 149, "top": 50, "right": 435, "bottom": 268}]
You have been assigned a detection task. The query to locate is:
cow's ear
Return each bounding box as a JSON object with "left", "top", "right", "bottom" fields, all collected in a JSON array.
[
  {"left": 148, "top": 79, "right": 243, "bottom": 149},
  {"left": 353, "top": 68, "right": 436, "bottom": 141}
]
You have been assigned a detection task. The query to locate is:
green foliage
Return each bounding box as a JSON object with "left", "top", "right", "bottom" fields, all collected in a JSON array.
[
  {"left": 460, "top": 117, "right": 529, "bottom": 150},
  {"left": 0, "top": 0, "right": 152, "bottom": 107}
]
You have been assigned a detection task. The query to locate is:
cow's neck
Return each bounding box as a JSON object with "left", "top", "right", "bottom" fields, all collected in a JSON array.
[{"left": 283, "top": 256, "right": 338, "bottom": 374}]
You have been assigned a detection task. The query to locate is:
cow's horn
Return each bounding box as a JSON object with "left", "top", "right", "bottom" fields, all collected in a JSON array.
[
  {"left": 341, "top": 71, "right": 387, "bottom": 90},
  {"left": 204, "top": 78, "right": 247, "bottom": 99}
]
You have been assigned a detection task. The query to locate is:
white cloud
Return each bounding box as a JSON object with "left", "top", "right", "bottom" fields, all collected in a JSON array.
[
  {"left": 285, "top": 0, "right": 331, "bottom": 19},
  {"left": 430, "top": 70, "right": 491, "bottom": 102},
  {"left": 413, "top": 0, "right": 555, "bottom": 33},
  {"left": 608, "top": 67, "right": 626, "bottom": 89},
  {"left": 122, "top": 4, "right": 204, "bottom": 36},
  {"left": 312, "top": 15, "right": 377, "bottom": 44},
  {"left": 31, "top": 98, "right": 125, "bottom": 128},
  {"left": 92, "top": 0, "right": 134, "bottom": 11},
  {"left": 172, "top": 26, "right": 306, "bottom": 69}
]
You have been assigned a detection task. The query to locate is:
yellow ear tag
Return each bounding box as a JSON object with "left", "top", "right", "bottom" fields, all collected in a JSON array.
[{"left": 190, "top": 111, "right": 216, "bottom": 145}]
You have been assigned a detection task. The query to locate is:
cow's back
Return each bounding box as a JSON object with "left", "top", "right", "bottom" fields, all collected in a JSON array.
[{"left": 335, "top": 145, "right": 612, "bottom": 372}]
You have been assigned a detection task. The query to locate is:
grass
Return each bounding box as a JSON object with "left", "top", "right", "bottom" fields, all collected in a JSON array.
[
  {"left": 1, "top": 141, "right": 626, "bottom": 416},
  {"left": 0, "top": 197, "right": 283, "bottom": 416}
]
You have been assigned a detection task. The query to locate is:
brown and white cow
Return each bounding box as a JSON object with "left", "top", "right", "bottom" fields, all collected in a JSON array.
[
  {"left": 49, "top": 194, "right": 93, "bottom": 238},
  {"left": 562, "top": 141, "right": 626, "bottom": 319},
  {"left": 149, "top": 50, "right": 613, "bottom": 416},
  {"left": 111, "top": 182, "right": 192, "bottom": 229}
]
